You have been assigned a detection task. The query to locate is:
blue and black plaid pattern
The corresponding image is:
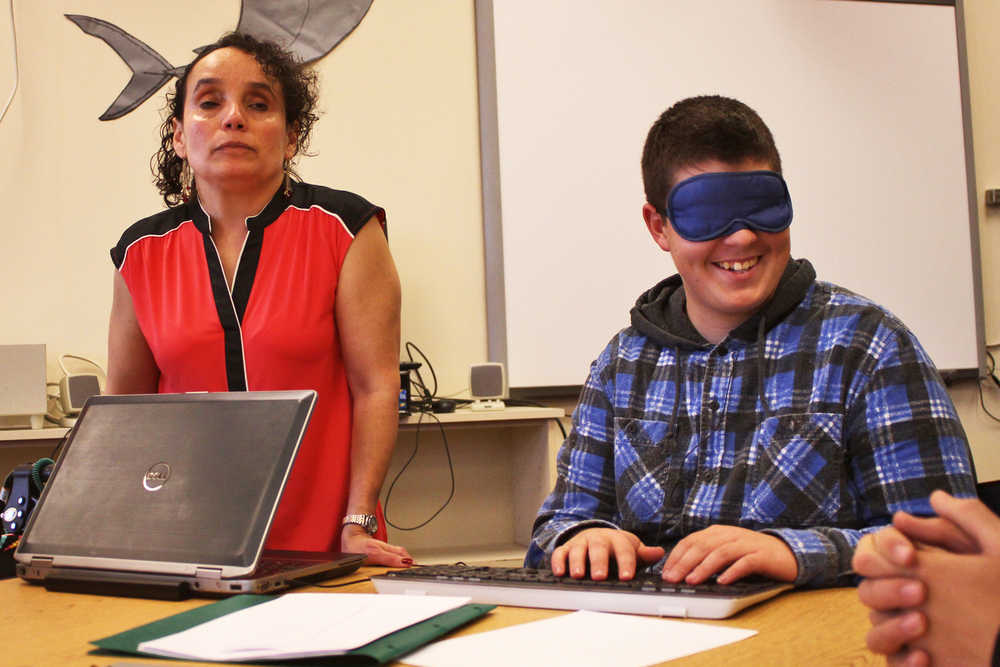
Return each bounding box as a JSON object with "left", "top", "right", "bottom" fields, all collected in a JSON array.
[{"left": 526, "top": 281, "right": 975, "bottom": 587}]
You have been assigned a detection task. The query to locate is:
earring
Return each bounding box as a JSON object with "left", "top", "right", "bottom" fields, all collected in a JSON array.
[
  {"left": 282, "top": 162, "right": 293, "bottom": 198},
  {"left": 180, "top": 160, "right": 193, "bottom": 202}
]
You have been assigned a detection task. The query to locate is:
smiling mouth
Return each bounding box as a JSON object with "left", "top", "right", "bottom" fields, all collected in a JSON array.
[{"left": 714, "top": 256, "right": 760, "bottom": 273}]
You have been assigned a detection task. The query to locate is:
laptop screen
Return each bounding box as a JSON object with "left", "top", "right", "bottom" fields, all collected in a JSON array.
[{"left": 18, "top": 391, "right": 314, "bottom": 569}]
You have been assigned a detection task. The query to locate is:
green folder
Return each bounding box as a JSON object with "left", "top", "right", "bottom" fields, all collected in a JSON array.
[{"left": 90, "top": 594, "right": 495, "bottom": 665}]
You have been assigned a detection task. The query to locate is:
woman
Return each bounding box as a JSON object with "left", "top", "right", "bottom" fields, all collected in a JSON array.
[{"left": 107, "top": 32, "right": 411, "bottom": 567}]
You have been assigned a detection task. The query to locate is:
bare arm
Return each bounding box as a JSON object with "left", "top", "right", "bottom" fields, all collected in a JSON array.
[
  {"left": 335, "top": 218, "right": 410, "bottom": 566},
  {"left": 107, "top": 270, "right": 159, "bottom": 394}
]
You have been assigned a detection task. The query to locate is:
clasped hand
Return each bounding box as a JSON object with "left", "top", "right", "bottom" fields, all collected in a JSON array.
[
  {"left": 550, "top": 525, "right": 798, "bottom": 584},
  {"left": 853, "top": 490, "right": 1000, "bottom": 667}
]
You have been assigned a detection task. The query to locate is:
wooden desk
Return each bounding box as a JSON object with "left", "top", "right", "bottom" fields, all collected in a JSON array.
[{"left": 5, "top": 567, "right": 882, "bottom": 666}]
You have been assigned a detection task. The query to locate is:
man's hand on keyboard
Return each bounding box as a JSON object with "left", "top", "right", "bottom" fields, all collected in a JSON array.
[
  {"left": 661, "top": 525, "right": 798, "bottom": 585},
  {"left": 550, "top": 528, "right": 665, "bottom": 581}
]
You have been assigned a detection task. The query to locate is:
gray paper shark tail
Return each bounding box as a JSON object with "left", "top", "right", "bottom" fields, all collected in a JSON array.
[
  {"left": 235, "top": 0, "right": 374, "bottom": 64},
  {"left": 65, "top": 15, "right": 179, "bottom": 121}
]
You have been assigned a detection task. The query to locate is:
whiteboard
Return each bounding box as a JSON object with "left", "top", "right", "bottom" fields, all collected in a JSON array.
[{"left": 478, "top": 0, "right": 983, "bottom": 389}]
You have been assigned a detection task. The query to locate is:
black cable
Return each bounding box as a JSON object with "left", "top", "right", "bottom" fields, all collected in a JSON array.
[
  {"left": 978, "top": 375, "right": 1000, "bottom": 424},
  {"left": 290, "top": 577, "right": 371, "bottom": 589},
  {"left": 384, "top": 411, "right": 456, "bottom": 531},
  {"left": 501, "top": 398, "right": 569, "bottom": 440},
  {"left": 987, "top": 349, "right": 1000, "bottom": 388},
  {"left": 553, "top": 417, "right": 568, "bottom": 440},
  {"left": 405, "top": 342, "right": 438, "bottom": 403},
  {"left": 48, "top": 424, "right": 73, "bottom": 461}
]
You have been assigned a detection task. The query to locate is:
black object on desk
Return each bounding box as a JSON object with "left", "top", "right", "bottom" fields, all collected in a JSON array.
[{"left": 399, "top": 361, "right": 422, "bottom": 415}]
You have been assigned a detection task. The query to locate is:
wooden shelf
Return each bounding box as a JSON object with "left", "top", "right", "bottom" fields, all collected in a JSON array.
[
  {"left": 399, "top": 406, "right": 563, "bottom": 428},
  {"left": 0, "top": 426, "right": 70, "bottom": 442}
]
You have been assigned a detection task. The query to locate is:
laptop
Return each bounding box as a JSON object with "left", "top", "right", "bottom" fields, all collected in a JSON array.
[{"left": 15, "top": 391, "right": 364, "bottom": 599}]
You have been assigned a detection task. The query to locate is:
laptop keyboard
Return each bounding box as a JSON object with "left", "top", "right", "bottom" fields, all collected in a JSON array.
[{"left": 372, "top": 565, "right": 792, "bottom": 619}]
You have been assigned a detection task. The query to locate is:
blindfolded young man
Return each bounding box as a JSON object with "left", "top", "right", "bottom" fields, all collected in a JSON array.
[{"left": 526, "top": 95, "right": 976, "bottom": 589}]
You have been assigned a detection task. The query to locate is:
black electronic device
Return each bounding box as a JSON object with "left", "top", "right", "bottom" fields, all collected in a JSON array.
[
  {"left": 431, "top": 398, "right": 456, "bottom": 414},
  {"left": 399, "top": 362, "right": 422, "bottom": 416},
  {"left": 1, "top": 459, "right": 53, "bottom": 578}
]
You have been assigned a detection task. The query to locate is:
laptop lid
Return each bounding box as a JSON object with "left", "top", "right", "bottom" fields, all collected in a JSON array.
[{"left": 15, "top": 390, "right": 316, "bottom": 579}]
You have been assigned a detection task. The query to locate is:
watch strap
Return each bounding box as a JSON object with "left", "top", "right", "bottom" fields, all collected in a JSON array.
[{"left": 342, "top": 513, "right": 378, "bottom": 535}]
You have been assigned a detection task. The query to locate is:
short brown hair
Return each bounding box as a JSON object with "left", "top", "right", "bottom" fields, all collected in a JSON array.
[{"left": 641, "top": 95, "right": 782, "bottom": 211}]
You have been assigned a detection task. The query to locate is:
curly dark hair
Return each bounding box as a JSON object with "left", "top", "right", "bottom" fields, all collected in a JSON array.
[
  {"left": 152, "top": 32, "right": 320, "bottom": 207},
  {"left": 641, "top": 95, "right": 782, "bottom": 211}
]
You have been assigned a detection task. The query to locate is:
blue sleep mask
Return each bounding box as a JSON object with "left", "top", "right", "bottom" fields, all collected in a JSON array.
[{"left": 664, "top": 170, "right": 793, "bottom": 242}]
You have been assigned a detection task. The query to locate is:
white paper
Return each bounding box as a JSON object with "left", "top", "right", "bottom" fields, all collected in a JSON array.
[
  {"left": 402, "top": 610, "right": 756, "bottom": 667},
  {"left": 137, "top": 593, "right": 471, "bottom": 662}
]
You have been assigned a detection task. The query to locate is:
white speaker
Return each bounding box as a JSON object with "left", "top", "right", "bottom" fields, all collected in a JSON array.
[
  {"left": 469, "top": 363, "right": 506, "bottom": 410},
  {"left": 59, "top": 373, "right": 102, "bottom": 415},
  {"left": 53, "top": 354, "right": 105, "bottom": 426}
]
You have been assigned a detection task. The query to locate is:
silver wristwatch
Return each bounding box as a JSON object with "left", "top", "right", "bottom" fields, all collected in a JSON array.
[{"left": 342, "top": 513, "right": 378, "bottom": 535}]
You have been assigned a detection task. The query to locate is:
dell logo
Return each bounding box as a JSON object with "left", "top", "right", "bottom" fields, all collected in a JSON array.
[{"left": 143, "top": 462, "right": 171, "bottom": 491}]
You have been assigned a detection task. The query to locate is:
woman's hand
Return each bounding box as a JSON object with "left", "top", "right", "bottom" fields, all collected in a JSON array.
[{"left": 341, "top": 525, "right": 413, "bottom": 567}]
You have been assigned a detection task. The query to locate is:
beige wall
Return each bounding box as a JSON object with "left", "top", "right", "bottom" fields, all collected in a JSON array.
[
  {"left": 1, "top": 0, "right": 1000, "bottom": 478},
  {"left": 0, "top": 0, "right": 487, "bottom": 394}
]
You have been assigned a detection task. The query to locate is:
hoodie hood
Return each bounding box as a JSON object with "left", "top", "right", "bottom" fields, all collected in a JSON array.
[{"left": 629, "top": 258, "right": 816, "bottom": 349}]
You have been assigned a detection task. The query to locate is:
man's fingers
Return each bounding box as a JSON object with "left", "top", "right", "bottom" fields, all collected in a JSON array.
[
  {"left": 683, "top": 541, "right": 745, "bottom": 583},
  {"left": 928, "top": 490, "right": 1000, "bottom": 552},
  {"left": 892, "top": 512, "right": 977, "bottom": 554},
  {"left": 873, "top": 525, "right": 917, "bottom": 568},
  {"left": 865, "top": 610, "right": 927, "bottom": 655},
  {"left": 608, "top": 539, "right": 636, "bottom": 579},
  {"left": 586, "top": 541, "right": 612, "bottom": 580},
  {"left": 663, "top": 541, "right": 710, "bottom": 582},
  {"left": 853, "top": 532, "right": 912, "bottom": 578},
  {"left": 636, "top": 544, "right": 666, "bottom": 565},
  {"left": 663, "top": 539, "right": 688, "bottom": 573},
  {"left": 567, "top": 541, "right": 591, "bottom": 578},
  {"left": 550, "top": 545, "right": 569, "bottom": 576},
  {"left": 717, "top": 554, "right": 758, "bottom": 584},
  {"left": 857, "top": 576, "right": 925, "bottom": 612},
  {"left": 890, "top": 648, "right": 931, "bottom": 667}
]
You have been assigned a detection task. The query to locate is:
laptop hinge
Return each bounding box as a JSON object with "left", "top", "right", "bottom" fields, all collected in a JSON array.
[
  {"left": 195, "top": 567, "right": 224, "bottom": 579},
  {"left": 29, "top": 556, "right": 54, "bottom": 567}
]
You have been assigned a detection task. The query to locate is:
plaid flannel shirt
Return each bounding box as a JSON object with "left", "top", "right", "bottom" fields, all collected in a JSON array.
[{"left": 526, "top": 273, "right": 975, "bottom": 587}]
